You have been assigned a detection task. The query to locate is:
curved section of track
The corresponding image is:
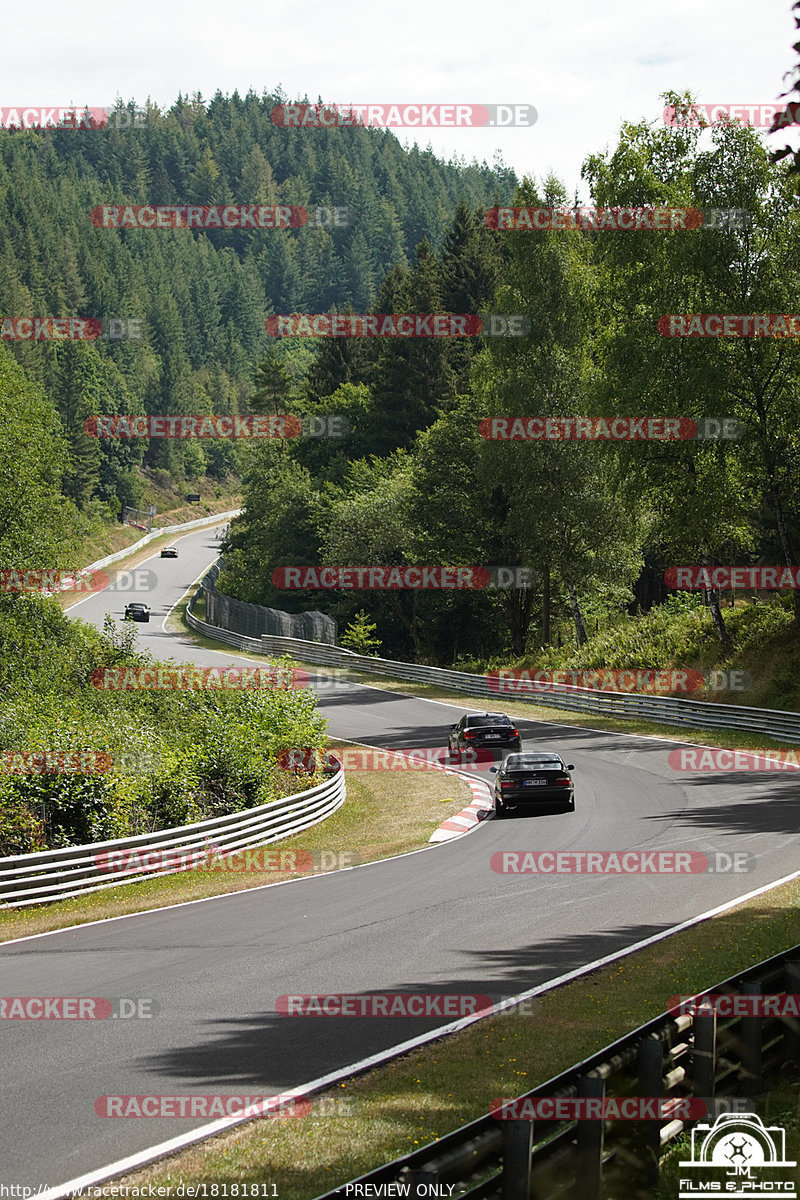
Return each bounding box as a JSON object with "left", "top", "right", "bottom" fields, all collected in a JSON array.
[{"left": 3, "top": 523, "right": 799, "bottom": 1188}]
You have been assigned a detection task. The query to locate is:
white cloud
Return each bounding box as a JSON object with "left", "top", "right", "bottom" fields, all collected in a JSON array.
[{"left": 2, "top": 0, "right": 798, "bottom": 195}]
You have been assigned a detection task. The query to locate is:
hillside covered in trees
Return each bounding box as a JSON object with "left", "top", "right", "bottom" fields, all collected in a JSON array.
[
  {"left": 0, "top": 90, "right": 516, "bottom": 530},
  {"left": 218, "top": 93, "right": 800, "bottom": 666}
]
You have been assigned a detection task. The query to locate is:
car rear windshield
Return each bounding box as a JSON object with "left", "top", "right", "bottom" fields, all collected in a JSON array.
[
  {"left": 467, "top": 715, "right": 511, "bottom": 727},
  {"left": 507, "top": 756, "right": 562, "bottom": 768}
]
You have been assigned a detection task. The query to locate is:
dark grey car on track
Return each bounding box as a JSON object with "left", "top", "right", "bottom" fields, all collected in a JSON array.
[
  {"left": 448, "top": 711, "right": 522, "bottom": 758},
  {"left": 123, "top": 602, "right": 150, "bottom": 622},
  {"left": 490, "top": 751, "right": 575, "bottom": 816}
]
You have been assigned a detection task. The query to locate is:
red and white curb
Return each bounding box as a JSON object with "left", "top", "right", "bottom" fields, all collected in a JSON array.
[
  {"left": 349, "top": 745, "right": 494, "bottom": 843},
  {"left": 429, "top": 774, "right": 493, "bottom": 841}
]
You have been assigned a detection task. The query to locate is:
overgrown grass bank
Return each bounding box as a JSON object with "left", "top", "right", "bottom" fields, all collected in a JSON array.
[{"left": 455, "top": 593, "right": 800, "bottom": 713}]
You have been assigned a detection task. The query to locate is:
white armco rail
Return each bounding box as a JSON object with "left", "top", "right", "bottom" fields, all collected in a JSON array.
[
  {"left": 0, "top": 767, "right": 345, "bottom": 909},
  {"left": 185, "top": 598, "right": 800, "bottom": 745}
]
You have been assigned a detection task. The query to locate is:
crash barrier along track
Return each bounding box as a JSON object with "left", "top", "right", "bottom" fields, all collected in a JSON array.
[
  {"left": 186, "top": 567, "right": 800, "bottom": 743},
  {"left": 201, "top": 559, "right": 337, "bottom": 643},
  {"left": 316, "top": 946, "right": 800, "bottom": 1200},
  {"left": 0, "top": 765, "right": 345, "bottom": 909}
]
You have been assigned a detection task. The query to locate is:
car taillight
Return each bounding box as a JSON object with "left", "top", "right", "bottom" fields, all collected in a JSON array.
[
  {"left": 500, "top": 781, "right": 515, "bottom": 789},
  {"left": 554, "top": 777, "right": 571, "bottom": 786},
  {"left": 510, "top": 729, "right": 519, "bottom": 737},
  {"left": 463, "top": 730, "right": 479, "bottom": 739}
]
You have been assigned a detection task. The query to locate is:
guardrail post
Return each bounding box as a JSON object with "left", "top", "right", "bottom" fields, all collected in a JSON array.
[
  {"left": 575, "top": 1073, "right": 604, "bottom": 1200},
  {"left": 502, "top": 1119, "right": 534, "bottom": 1200},
  {"left": 405, "top": 1167, "right": 437, "bottom": 1191},
  {"left": 637, "top": 1035, "right": 664, "bottom": 1185},
  {"left": 692, "top": 1004, "right": 717, "bottom": 1112},
  {"left": 740, "top": 980, "right": 763, "bottom": 1091},
  {"left": 783, "top": 960, "right": 800, "bottom": 1066}
]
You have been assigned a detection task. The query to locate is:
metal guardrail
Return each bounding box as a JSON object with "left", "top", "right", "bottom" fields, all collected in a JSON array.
[
  {"left": 315, "top": 946, "right": 800, "bottom": 1199},
  {"left": 199, "top": 560, "right": 338, "bottom": 643},
  {"left": 186, "top": 573, "right": 800, "bottom": 744},
  {"left": 0, "top": 765, "right": 345, "bottom": 909}
]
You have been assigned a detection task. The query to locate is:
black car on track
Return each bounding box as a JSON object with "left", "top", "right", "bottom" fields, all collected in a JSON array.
[
  {"left": 123, "top": 602, "right": 150, "bottom": 622},
  {"left": 448, "top": 712, "right": 522, "bottom": 758},
  {"left": 490, "top": 751, "right": 575, "bottom": 816}
]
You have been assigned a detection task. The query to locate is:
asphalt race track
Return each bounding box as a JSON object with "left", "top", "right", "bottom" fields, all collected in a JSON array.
[{"left": 2, "top": 524, "right": 800, "bottom": 1189}]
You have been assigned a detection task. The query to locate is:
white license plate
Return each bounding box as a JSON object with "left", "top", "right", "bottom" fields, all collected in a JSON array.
[
  {"left": 485, "top": 733, "right": 501, "bottom": 739},
  {"left": 523, "top": 779, "right": 547, "bottom": 786}
]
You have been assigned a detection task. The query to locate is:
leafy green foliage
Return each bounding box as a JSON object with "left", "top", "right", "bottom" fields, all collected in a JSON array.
[{"left": 340, "top": 611, "right": 382, "bottom": 655}]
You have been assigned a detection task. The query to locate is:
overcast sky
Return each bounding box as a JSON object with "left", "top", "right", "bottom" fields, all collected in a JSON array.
[{"left": 3, "top": 0, "right": 799, "bottom": 196}]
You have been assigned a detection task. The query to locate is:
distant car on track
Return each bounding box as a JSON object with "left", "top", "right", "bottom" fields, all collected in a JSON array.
[
  {"left": 490, "top": 751, "right": 575, "bottom": 817},
  {"left": 123, "top": 602, "right": 150, "bottom": 623},
  {"left": 160, "top": 546, "right": 178, "bottom": 558},
  {"left": 448, "top": 712, "right": 522, "bottom": 758}
]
